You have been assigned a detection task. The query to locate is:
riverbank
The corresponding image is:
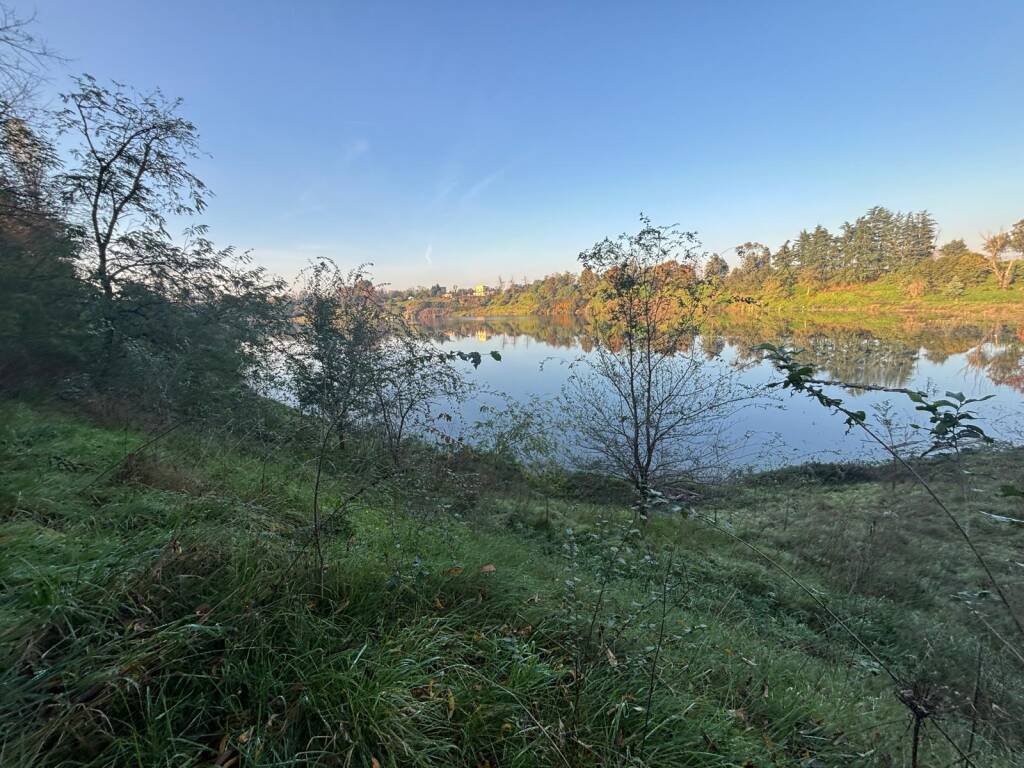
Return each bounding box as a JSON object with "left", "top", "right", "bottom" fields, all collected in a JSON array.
[
  {"left": 734, "top": 281, "right": 1024, "bottom": 320},
  {"left": 2, "top": 398, "right": 1022, "bottom": 766},
  {"left": 398, "top": 281, "right": 1024, "bottom": 324}
]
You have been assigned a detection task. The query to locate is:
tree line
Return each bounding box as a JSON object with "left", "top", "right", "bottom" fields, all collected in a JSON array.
[
  {"left": 724, "top": 206, "right": 1024, "bottom": 298},
  {"left": 397, "top": 206, "right": 1024, "bottom": 318},
  {"left": 0, "top": 11, "right": 478, "bottom": 454}
]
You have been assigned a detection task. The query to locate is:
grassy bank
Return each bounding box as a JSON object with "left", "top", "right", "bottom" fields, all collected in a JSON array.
[
  {"left": 744, "top": 281, "right": 1024, "bottom": 319},
  {"left": 2, "top": 400, "right": 1023, "bottom": 766},
  {"left": 398, "top": 280, "right": 1024, "bottom": 325}
]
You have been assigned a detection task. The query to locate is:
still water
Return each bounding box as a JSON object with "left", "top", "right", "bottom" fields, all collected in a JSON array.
[{"left": 423, "top": 314, "right": 1024, "bottom": 469}]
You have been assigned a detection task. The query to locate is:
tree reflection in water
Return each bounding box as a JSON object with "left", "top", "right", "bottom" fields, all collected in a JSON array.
[{"left": 416, "top": 313, "right": 1024, "bottom": 393}]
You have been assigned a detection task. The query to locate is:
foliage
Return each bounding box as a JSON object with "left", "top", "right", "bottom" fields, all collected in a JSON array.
[
  {"left": 287, "top": 260, "right": 471, "bottom": 460},
  {"left": 983, "top": 221, "right": 1024, "bottom": 290},
  {"left": 561, "top": 218, "right": 758, "bottom": 498},
  {"left": 469, "top": 393, "right": 557, "bottom": 468},
  {"left": 57, "top": 75, "right": 208, "bottom": 302},
  {"left": 703, "top": 252, "right": 729, "bottom": 280},
  {"left": 2, "top": 13, "right": 1024, "bottom": 766},
  {"left": 288, "top": 261, "right": 392, "bottom": 440},
  {"left": 1, "top": 68, "right": 287, "bottom": 417},
  {"left": 392, "top": 207, "right": 1024, "bottom": 323},
  {"left": 0, "top": 212, "right": 91, "bottom": 386},
  {"left": 3, "top": 401, "right": 1023, "bottom": 766}
]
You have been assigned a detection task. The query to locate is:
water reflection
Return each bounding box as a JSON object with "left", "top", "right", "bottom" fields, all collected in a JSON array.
[
  {"left": 418, "top": 314, "right": 589, "bottom": 350},
  {"left": 420, "top": 313, "right": 1024, "bottom": 394}
]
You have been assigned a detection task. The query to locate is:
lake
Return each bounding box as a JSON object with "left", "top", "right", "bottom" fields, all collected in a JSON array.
[{"left": 423, "top": 313, "right": 1024, "bottom": 470}]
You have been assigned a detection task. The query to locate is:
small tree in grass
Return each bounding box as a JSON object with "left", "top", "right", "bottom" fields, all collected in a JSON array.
[
  {"left": 287, "top": 259, "right": 471, "bottom": 460},
  {"left": 561, "top": 216, "right": 759, "bottom": 509}
]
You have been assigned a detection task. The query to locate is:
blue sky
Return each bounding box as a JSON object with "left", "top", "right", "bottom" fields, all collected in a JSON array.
[{"left": 27, "top": 0, "right": 1024, "bottom": 287}]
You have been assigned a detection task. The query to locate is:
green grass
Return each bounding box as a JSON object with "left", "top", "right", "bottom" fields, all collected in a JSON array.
[
  {"left": 754, "top": 279, "right": 1024, "bottom": 316},
  {"left": 2, "top": 400, "right": 1022, "bottom": 766},
  {"left": 399, "top": 277, "right": 1024, "bottom": 324}
]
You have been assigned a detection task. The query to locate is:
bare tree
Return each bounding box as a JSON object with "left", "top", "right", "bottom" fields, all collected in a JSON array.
[
  {"left": 982, "top": 222, "right": 1023, "bottom": 290},
  {"left": 562, "top": 217, "right": 758, "bottom": 501},
  {"left": 371, "top": 334, "right": 464, "bottom": 464},
  {"left": 564, "top": 348, "right": 754, "bottom": 493},
  {"left": 0, "top": 3, "right": 62, "bottom": 122},
  {"left": 57, "top": 75, "right": 208, "bottom": 304}
]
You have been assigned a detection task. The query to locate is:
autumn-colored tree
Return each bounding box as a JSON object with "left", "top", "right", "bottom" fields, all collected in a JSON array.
[{"left": 563, "top": 217, "right": 756, "bottom": 498}]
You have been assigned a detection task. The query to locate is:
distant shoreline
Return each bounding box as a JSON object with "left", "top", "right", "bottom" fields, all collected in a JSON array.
[{"left": 403, "top": 297, "right": 1024, "bottom": 324}]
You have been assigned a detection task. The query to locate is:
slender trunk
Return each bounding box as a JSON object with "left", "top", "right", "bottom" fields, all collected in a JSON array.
[
  {"left": 964, "top": 643, "right": 983, "bottom": 767},
  {"left": 639, "top": 554, "right": 673, "bottom": 761},
  {"left": 910, "top": 715, "right": 922, "bottom": 768},
  {"left": 91, "top": 232, "right": 126, "bottom": 386},
  {"left": 311, "top": 421, "right": 334, "bottom": 598}
]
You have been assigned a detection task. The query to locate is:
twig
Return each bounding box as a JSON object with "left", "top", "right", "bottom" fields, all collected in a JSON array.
[
  {"left": 964, "top": 642, "right": 983, "bottom": 767},
  {"left": 639, "top": 552, "right": 674, "bottom": 760}
]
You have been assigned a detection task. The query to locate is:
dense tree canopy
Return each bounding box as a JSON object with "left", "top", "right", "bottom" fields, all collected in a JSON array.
[
  {"left": 394, "top": 207, "right": 1021, "bottom": 322},
  {"left": 726, "top": 207, "right": 940, "bottom": 292}
]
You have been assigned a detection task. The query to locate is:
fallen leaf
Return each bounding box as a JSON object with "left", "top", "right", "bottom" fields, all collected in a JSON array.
[
  {"left": 479, "top": 564, "right": 496, "bottom": 574},
  {"left": 444, "top": 566, "right": 464, "bottom": 576},
  {"left": 371, "top": 758, "right": 381, "bottom": 768},
  {"left": 605, "top": 646, "right": 618, "bottom": 667},
  {"left": 433, "top": 597, "right": 445, "bottom": 610},
  {"left": 238, "top": 727, "right": 253, "bottom": 744},
  {"left": 447, "top": 688, "right": 456, "bottom": 718},
  {"left": 411, "top": 679, "right": 435, "bottom": 699}
]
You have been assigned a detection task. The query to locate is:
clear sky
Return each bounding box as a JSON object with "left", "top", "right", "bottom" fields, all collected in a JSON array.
[{"left": 24, "top": 0, "right": 1024, "bottom": 287}]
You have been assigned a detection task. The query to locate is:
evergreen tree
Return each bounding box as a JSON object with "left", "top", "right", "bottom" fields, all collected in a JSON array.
[
  {"left": 703, "top": 253, "right": 730, "bottom": 280},
  {"left": 770, "top": 240, "right": 797, "bottom": 295},
  {"left": 800, "top": 225, "right": 836, "bottom": 285},
  {"left": 938, "top": 239, "right": 971, "bottom": 259}
]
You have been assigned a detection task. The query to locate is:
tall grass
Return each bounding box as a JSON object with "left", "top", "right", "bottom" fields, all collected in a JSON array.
[{"left": 1, "top": 400, "right": 1021, "bottom": 766}]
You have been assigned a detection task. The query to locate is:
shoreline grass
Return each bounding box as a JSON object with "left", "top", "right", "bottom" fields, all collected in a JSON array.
[{"left": 2, "top": 399, "right": 1022, "bottom": 766}]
